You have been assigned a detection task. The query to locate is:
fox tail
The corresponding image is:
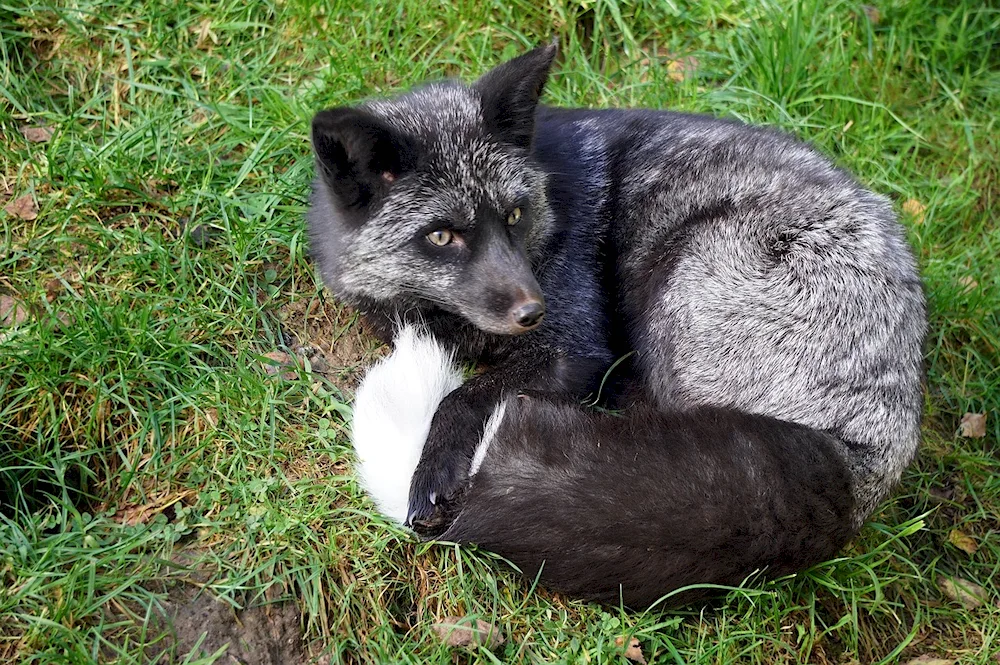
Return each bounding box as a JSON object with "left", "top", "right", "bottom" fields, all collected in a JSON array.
[{"left": 351, "top": 325, "right": 859, "bottom": 608}]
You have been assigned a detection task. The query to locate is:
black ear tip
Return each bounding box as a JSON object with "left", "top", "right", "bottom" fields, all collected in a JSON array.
[
  {"left": 311, "top": 111, "right": 337, "bottom": 144},
  {"left": 312, "top": 108, "right": 349, "bottom": 134},
  {"left": 312, "top": 108, "right": 334, "bottom": 124}
]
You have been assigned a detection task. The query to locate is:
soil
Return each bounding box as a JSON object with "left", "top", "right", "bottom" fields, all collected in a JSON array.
[
  {"left": 279, "top": 295, "right": 385, "bottom": 392},
  {"left": 160, "top": 584, "right": 309, "bottom": 665}
]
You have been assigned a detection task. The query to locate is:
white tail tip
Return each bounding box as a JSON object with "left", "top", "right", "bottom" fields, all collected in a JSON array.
[{"left": 350, "top": 325, "right": 463, "bottom": 524}]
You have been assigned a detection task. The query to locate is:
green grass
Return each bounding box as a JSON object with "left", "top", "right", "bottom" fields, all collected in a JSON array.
[{"left": 2, "top": 0, "right": 998, "bottom": 662}]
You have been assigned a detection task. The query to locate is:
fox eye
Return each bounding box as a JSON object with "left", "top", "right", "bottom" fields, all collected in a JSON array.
[
  {"left": 506, "top": 207, "right": 522, "bottom": 226},
  {"left": 427, "top": 229, "right": 453, "bottom": 246}
]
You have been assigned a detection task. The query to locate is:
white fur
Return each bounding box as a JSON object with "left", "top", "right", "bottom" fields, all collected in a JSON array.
[
  {"left": 351, "top": 325, "right": 463, "bottom": 524},
  {"left": 469, "top": 400, "right": 508, "bottom": 476}
]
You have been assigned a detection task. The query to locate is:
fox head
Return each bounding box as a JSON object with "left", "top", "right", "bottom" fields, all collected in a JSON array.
[{"left": 307, "top": 44, "right": 557, "bottom": 335}]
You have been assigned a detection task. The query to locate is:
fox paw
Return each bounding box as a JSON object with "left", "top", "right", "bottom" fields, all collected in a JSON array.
[{"left": 406, "top": 453, "right": 469, "bottom": 535}]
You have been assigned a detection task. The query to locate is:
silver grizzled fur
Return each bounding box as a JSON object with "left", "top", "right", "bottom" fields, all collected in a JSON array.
[{"left": 617, "top": 123, "right": 926, "bottom": 522}]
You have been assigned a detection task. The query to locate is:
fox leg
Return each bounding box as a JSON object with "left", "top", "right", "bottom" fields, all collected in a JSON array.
[{"left": 406, "top": 348, "right": 610, "bottom": 530}]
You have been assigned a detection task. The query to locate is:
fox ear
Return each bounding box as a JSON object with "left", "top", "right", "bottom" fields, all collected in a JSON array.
[
  {"left": 311, "top": 108, "right": 418, "bottom": 210},
  {"left": 473, "top": 41, "right": 558, "bottom": 150}
]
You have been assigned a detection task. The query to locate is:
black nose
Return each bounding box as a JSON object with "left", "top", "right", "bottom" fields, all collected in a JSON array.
[{"left": 511, "top": 301, "right": 545, "bottom": 329}]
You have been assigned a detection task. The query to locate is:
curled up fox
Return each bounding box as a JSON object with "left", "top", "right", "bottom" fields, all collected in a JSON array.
[{"left": 306, "top": 43, "right": 927, "bottom": 608}]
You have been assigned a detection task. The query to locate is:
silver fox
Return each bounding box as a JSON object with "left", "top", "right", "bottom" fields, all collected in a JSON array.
[{"left": 308, "top": 44, "right": 927, "bottom": 608}]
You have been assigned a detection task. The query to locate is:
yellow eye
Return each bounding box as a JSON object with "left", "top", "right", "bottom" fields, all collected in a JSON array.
[
  {"left": 427, "top": 229, "right": 453, "bottom": 246},
  {"left": 507, "top": 207, "right": 522, "bottom": 226}
]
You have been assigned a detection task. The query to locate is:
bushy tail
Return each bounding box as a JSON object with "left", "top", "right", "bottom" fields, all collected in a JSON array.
[
  {"left": 351, "top": 325, "right": 860, "bottom": 608},
  {"left": 350, "top": 326, "right": 462, "bottom": 524},
  {"left": 440, "top": 396, "right": 860, "bottom": 607}
]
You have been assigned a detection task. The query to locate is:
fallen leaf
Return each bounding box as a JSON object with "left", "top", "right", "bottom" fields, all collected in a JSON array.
[
  {"left": 262, "top": 350, "right": 293, "bottom": 366},
  {"left": 928, "top": 486, "right": 955, "bottom": 504},
  {"left": 947, "top": 529, "right": 978, "bottom": 555},
  {"left": 861, "top": 5, "right": 882, "bottom": 25},
  {"left": 261, "top": 351, "right": 299, "bottom": 380},
  {"left": 938, "top": 576, "right": 987, "bottom": 609},
  {"left": 901, "top": 198, "right": 926, "bottom": 224},
  {"left": 0, "top": 295, "right": 29, "bottom": 326},
  {"left": 4, "top": 195, "right": 38, "bottom": 220},
  {"left": 615, "top": 636, "right": 647, "bottom": 664},
  {"left": 432, "top": 616, "right": 504, "bottom": 649},
  {"left": 902, "top": 656, "right": 952, "bottom": 665},
  {"left": 118, "top": 491, "right": 195, "bottom": 526},
  {"left": 21, "top": 125, "right": 53, "bottom": 143},
  {"left": 194, "top": 18, "right": 217, "bottom": 49},
  {"left": 666, "top": 55, "right": 698, "bottom": 82},
  {"left": 45, "top": 278, "right": 63, "bottom": 302},
  {"left": 958, "top": 276, "right": 977, "bottom": 293},
  {"left": 959, "top": 412, "right": 986, "bottom": 438}
]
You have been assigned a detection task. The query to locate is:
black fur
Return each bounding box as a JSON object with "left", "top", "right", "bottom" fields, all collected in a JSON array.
[
  {"left": 444, "top": 397, "right": 856, "bottom": 608},
  {"left": 312, "top": 107, "right": 418, "bottom": 210},
  {"left": 473, "top": 43, "right": 558, "bottom": 150}
]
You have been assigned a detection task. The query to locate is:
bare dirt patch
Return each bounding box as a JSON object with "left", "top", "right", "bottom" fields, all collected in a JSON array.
[
  {"left": 163, "top": 584, "right": 307, "bottom": 665},
  {"left": 279, "top": 296, "right": 385, "bottom": 392}
]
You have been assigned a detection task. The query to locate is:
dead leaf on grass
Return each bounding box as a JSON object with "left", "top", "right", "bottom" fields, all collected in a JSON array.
[
  {"left": 44, "top": 278, "right": 64, "bottom": 302},
  {"left": 901, "top": 198, "right": 926, "bottom": 224},
  {"left": 432, "top": 616, "right": 504, "bottom": 650},
  {"left": 193, "top": 18, "right": 217, "bottom": 49},
  {"left": 928, "top": 486, "right": 955, "bottom": 504},
  {"left": 615, "top": 636, "right": 647, "bottom": 664},
  {"left": 902, "top": 656, "right": 952, "bottom": 665},
  {"left": 666, "top": 55, "right": 698, "bottom": 82},
  {"left": 261, "top": 350, "right": 300, "bottom": 380},
  {"left": 0, "top": 296, "right": 29, "bottom": 327},
  {"left": 262, "top": 350, "right": 293, "bottom": 366},
  {"left": 947, "top": 529, "right": 978, "bottom": 555},
  {"left": 21, "top": 125, "right": 53, "bottom": 143},
  {"left": 4, "top": 195, "right": 38, "bottom": 220},
  {"left": 861, "top": 5, "right": 882, "bottom": 25},
  {"left": 118, "top": 491, "right": 195, "bottom": 526},
  {"left": 937, "top": 576, "right": 988, "bottom": 609},
  {"left": 958, "top": 276, "right": 978, "bottom": 293},
  {"left": 959, "top": 412, "right": 986, "bottom": 438}
]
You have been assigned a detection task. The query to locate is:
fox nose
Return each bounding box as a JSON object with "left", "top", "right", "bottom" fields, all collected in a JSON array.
[{"left": 511, "top": 300, "right": 545, "bottom": 329}]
